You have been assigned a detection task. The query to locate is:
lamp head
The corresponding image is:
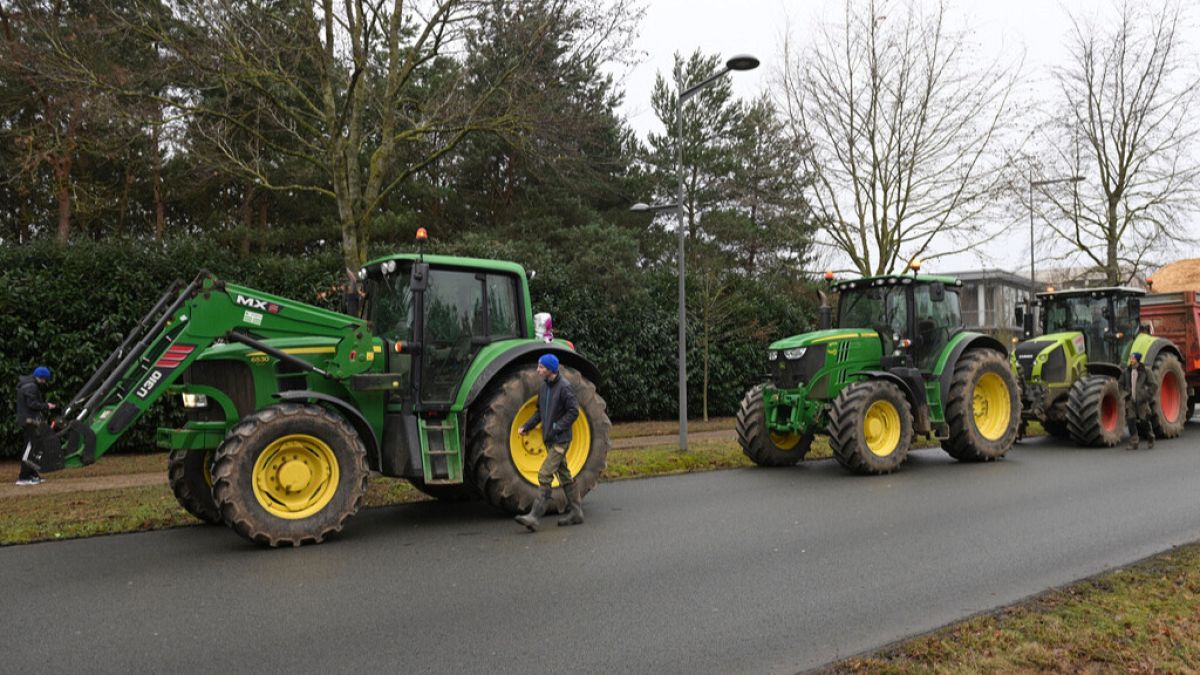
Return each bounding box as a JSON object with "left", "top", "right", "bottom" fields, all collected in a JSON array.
[{"left": 726, "top": 54, "right": 760, "bottom": 71}]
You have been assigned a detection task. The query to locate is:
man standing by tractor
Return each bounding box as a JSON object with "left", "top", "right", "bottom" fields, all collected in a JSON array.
[
  {"left": 515, "top": 354, "right": 583, "bottom": 531},
  {"left": 1121, "top": 353, "right": 1156, "bottom": 450},
  {"left": 15, "top": 366, "right": 55, "bottom": 485}
]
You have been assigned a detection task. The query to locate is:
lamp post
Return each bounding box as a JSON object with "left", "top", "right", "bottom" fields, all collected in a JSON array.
[
  {"left": 667, "top": 54, "right": 759, "bottom": 452},
  {"left": 1028, "top": 172, "right": 1085, "bottom": 301}
]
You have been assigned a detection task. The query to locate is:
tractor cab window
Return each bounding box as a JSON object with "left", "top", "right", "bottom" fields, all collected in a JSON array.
[
  {"left": 911, "top": 284, "right": 962, "bottom": 370},
  {"left": 1043, "top": 295, "right": 1116, "bottom": 363},
  {"left": 422, "top": 269, "right": 486, "bottom": 402},
  {"left": 366, "top": 266, "right": 414, "bottom": 342},
  {"left": 486, "top": 274, "right": 519, "bottom": 338},
  {"left": 838, "top": 285, "right": 908, "bottom": 354}
]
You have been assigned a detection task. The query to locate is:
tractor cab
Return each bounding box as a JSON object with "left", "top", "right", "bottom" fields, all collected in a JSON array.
[
  {"left": 834, "top": 274, "right": 965, "bottom": 371},
  {"left": 1035, "top": 287, "right": 1144, "bottom": 367}
]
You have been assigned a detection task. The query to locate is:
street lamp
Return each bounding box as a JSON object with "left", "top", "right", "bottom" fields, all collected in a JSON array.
[
  {"left": 670, "top": 54, "right": 759, "bottom": 452},
  {"left": 1028, "top": 172, "right": 1085, "bottom": 299}
]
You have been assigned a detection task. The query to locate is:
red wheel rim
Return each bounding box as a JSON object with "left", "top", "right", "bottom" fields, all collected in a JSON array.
[
  {"left": 1100, "top": 393, "right": 1118, "bottom": 432},
  {"left": 1161, "top": 371, "right": 1181, "bottom": 423}
]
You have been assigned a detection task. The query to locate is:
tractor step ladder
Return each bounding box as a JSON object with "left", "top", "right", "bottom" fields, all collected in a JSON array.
[{"left": 418, "top": 414, "right": 464, "bottom": 484}]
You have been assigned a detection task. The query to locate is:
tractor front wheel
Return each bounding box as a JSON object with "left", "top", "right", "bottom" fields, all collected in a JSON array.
[
  {"left": 469, "top": 366, "right": 611, "bottom": 514},
  {"left": 211, "top": 404, "right": 368, "bottom": 547},
  {"left": 941, "top": 350, "right": 1020, "bottom": 462},
  {"left": 1150, "top": 351, "right": 1188, "bottom": 439},
  {"left": 735, "top": 384, "right": 813, "bottom": 466},
  {"left": 167, "top": 447, "right": 221, "bottom": 524},
  {"left": 828, "top": 380, "right": 913, "bottom": 475},
  {"left": 1066, "top": 375, "right": 1124, "bottom": 447}
]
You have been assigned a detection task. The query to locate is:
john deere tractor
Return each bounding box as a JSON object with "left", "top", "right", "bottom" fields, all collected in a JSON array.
[
  {"left": 1012, "top": 287, "right": 1187, "bottom": 446},
  {"left": 42, "top": 241, "right": 610, "bottom": 546},
  {"left": 736, "top": 273, "right": 1021, "bottom": 475}
]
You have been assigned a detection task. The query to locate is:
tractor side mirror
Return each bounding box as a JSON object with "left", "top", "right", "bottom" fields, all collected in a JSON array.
[
  {"left": 410, "top": 262, "right": 429, "bottom": 292},
  {"left": 929, "top": 283, "right": 946, "bottom": 302}
]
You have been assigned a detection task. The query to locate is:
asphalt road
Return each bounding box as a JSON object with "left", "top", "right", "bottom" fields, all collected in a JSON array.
[{"left": 4, "top": 433, "right": 1200, "bottom": 674}]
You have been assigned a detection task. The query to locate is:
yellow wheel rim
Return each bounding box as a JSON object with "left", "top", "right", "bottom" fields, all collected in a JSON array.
[
  {"left": 973, "top": 372, "right": 1011, "bottom": 441},
  {"left": 864, "top": 399, "right": 901, "bottom": 457},
  {"left": 770, "top": 431, "right": 803, "bottom": 450},
  {"left": 509, "top": 396, "right": 591, "bottom": 487},
  {"left": 252, "top": 434, "right": 340, "bottom": 520}
]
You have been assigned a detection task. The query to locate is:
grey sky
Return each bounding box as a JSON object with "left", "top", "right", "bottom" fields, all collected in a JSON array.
[{"left": 613, "top": 0, "right": 1200, "bottom": 276}]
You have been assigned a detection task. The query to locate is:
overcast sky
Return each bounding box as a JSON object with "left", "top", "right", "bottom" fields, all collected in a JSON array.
[{"left": 611, "top": 0, "right": 1200, "bottom": 275}]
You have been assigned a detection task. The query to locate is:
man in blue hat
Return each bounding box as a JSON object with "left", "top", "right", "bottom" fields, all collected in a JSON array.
[
  {"left": 15, "top": 366, "right": 56, "bottom": 485},
  {"left": 515, "top": 353, "right": 582, "bottom": 531},
  {"left": 1120, "top": 352, "right": 1156, "bottom": 450}
]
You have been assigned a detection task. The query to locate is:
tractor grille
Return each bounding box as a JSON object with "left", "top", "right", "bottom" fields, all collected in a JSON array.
[
  {"left": 770, "top": 347, "right": 826, "bottom": 389},
  {"left": 1014, "top": 340, "right": 1053, "bottom": 382},
  {"left": 180, "top": 360, "right": 254, "bottom": 422},
  {"left": 1041, "top": 346, "right": 1067, "bottom": 383}
]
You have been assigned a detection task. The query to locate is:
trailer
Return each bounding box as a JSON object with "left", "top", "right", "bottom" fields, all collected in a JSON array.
[{"left": 1141, "top": 290, "right": 1200, "bottom": 422}]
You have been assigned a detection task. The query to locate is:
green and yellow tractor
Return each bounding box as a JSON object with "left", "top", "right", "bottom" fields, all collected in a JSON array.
[
  {"left": 1012, "top": 287, "right": 1187, "bottom": 446},
  {"left": 736, "top": 272, "right": 1021, "bottom": 474},
  {"left": 43, "top": 240, "right": 610, "bottom": 546}
]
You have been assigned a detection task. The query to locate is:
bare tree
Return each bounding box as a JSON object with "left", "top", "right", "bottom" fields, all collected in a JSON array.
[
  {"left": 1040, "top": 1, "right": 1200, "bottom": 285},
  {"left": 778, "top": 0, "right": 1017, "bottom": 276}
]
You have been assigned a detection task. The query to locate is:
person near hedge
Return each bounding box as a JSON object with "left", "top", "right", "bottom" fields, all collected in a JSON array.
[
  {"left": 515, "top": 354, "right": 583, "bottom": 531},
  {"left": 1120, "top": 352, "right": 1156, "bottom": 450},
  {"left": 15, "top": 366, "right": 56, "bottom": 485}
]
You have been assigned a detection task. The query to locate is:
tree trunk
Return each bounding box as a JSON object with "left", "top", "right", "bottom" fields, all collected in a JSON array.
[
  {"left": 53, "top": 158, "right": 71, "bottom": 244},
  {"left": 702, "top": 317, "right": 710, "bottom": 422},
  {"left": 153, "top": 117, "right": 165, "bottom": 240},
  {"left": 239, "top": 185, "right": 255, "bottom": 256},
  {"left": 1106, "top": 203, "right": 1120, "bottom": 285}
]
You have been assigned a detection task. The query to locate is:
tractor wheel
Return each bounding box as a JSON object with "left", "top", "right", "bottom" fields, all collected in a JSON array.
[
  {"left": 735, "top": 384, "right": 813, "bottom": 466},
  {"left": 469, "top": 366, "right": 611, "bottom": 514},
  {"left": 407, "top": 477, "right": 478, "bottom": 502},
  {"left": 1041, "top": 419, "right": 1072, "bottom": 440},
  {"left": 941, "top": 350, "right": 1020, "bottom": 462},
  {"left": 167, "top": 447, "right": 221, "bottom": 524},
  {"left": 1150, "top": 351, "right": 1188, "bottom": 439},
  {"left": 828, "top": 380, "right": 913, "bottom": 475},
  {"left": 1065, "top": 375, "right": 1124, "bottom": 447},
  {"left": 211, "top": 404, "right": 368, "bottom": 547}
]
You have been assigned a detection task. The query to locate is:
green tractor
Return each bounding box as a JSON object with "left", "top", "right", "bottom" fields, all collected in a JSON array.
[
  {"left": 736, "top": 272, "right": 1021, "bottom": 474},
  {"left": 46, "top": 243, "right": 610, "bottom": 546},
  {"left": 1012, "top": 287, "right": 1187, "bottom": 446}
]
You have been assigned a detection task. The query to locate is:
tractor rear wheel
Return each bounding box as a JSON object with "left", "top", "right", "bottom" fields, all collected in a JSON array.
[
  {"left": 211, "top": 404, "right": 368, "bottom": 547},
  {"left": 735, "top": 384, "right": 813, "bottom": 466},
  {"left": 1150, "top": 351, "right": 1187, "bottom": 439},
  {"left": 1065, "top": 375, "right": 1124, "bottom": 447},
  {"left": 469, "top": 366, "right": 611, "bottom": 514},
  {"left": 941, "top": 350, "right": 1020, "bottom": 462},
  {"left": 828, "top": 380, "right": 913, "bottom": 475},
  {"left": 167, "top": 447, "right": 221, "bottom": 524}
]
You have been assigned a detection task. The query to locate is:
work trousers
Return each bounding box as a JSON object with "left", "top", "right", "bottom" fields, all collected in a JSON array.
[
  {"left": 19, "top": 424, "right": 42, "bottom": 480},
  {"left": 537, "top": 443, "right": 573, "bottom": 488},
  {"left": 1127, "top": 415, "right": 1151, "bottom": 441}
]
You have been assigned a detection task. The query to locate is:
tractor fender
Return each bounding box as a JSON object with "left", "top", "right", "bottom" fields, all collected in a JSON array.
[
  {"left": 938, "top": 333, "right": 1008, "bottom": 409},
  {"left": 274, "top": 390, "right": 381, "bottom": 470},
  {"left": 462, "top": 343, "right": 601, "bottom": 409},
  {"left": 853, "top": 370, "right": 931, "bottom": 433},
  {"left": 1140, "top": 336, "right": 1181, "bottom": 369}
]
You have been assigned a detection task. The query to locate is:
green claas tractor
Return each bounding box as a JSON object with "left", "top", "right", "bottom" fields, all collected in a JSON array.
[
  {"left": 1011, "top": 287, "right": 1187, "bottom": 446},
  {"left": 45, "top": 244, "right": 610, "bottom": 546},
  {"left": 736, "top": 272, "right": 1021, "bottom": 475}
]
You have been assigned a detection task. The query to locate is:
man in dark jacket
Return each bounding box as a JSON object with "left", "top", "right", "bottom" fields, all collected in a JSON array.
[
  {"left": 515, "top": 354, "right": 582, "bottom": 531},
  {"left": 15, "top": 366, "right": 55, "bottom": 485},
  {"left": 1120, "top": 352, "right": 1156, "bottom": 450}
]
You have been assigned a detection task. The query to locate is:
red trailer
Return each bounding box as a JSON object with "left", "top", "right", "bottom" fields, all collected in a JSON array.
[{"left": 1141, "top": 290, "right": 1200, "bottom": 421}]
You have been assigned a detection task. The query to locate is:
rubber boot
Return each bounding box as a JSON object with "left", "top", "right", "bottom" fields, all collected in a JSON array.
[
  {"left": 1127, "top": 435, "right": 1139, "bottom": 451},
  {"left": 557, "top": 481, "right": 584, "bottom": 527},
  {"left": 1147, "top": 432, "right": 1155, "bottom": 449},
  {"left": 516, "top": 485, "right": 551, "bottom": 532}
]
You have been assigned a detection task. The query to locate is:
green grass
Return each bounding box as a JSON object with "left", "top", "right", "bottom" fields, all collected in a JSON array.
[{"left": 608, "top": 416, "right": 736, "bottom": 439}]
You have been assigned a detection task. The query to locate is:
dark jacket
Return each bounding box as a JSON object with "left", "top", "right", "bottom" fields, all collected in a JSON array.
[
  {"left": 15, "top": 375, "right": 50, "bottom": 425},
  {"left": 521, "top": 374, "right": 579, "bottom": 447},
  {"left": 1119, "top": 362, "right": 1156, "bottom": 420}
]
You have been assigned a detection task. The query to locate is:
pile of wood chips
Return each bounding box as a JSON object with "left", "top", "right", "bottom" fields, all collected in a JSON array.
[{"left": 1151, "top": 258, "right": 1200, "bottom": 292}]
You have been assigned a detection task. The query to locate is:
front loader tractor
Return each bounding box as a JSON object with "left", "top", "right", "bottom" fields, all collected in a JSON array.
[
  {"left": 1012, "top": 287, "right": 1186, "bottom": 446},
  {"left": 736, "top": 273, "right": 1021, "bottom": 475},
  {"left": 46, "top": 245, "right": 611, "bottom": 546}
]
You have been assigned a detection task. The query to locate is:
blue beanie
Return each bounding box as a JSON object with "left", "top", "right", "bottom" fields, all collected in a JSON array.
[
  {"left": 33, "top": 366, "right": 51, "bottom": 381},
  {"left": 1131, "top": 352, "right": 1143, "bottom": 362},
  {"left": 538, "top": 354, "right": 560, "bottom": 373}
]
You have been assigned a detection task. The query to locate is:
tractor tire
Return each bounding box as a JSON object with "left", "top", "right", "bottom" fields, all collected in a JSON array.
[
  {"left": 1150, "top": 351, "right": 1188, "bottom": 439},
  {"left": 468, "top": 366, "right": 611, "bottom": 514},
  {"left": 828, "top": 380, "right": 913, "bottom": 475},
  {"left": 941, "top": 350, "right": 1020, "bottom": 462},
  {"left": 167, "top": 447, "right": 221, "bottom": 524},
  {"left": 211, "top": 404, "right": 369, "bottom": 547},
  {"left": 1065, "top": 375, "right": 1124, "bottom": 447},
  {"left": 1041, "top": 419, "right": 1072, "bottom": 440},
  {"left": 735, "top": 384, "right": 813, "bottom": 466},
  {"left": 407, "top": 477, "right": 479, "bottom": 502}
]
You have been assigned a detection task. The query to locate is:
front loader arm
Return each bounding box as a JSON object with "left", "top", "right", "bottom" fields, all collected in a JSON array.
[{"left": 57, "top": 272, "right": 372, "bottom": 468}]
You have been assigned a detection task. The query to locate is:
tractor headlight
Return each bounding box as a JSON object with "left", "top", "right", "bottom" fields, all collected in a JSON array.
[
  {"left": 767, "top": 350, "right": 779, "bottom": 361},
  {"left": 181, "top": 393, "right": 208, "bottom": 409},
  {"left": 382, "top": 260, "right": 397, "bottom": 274},
  {"left": 783, "top": 347, "right": 807, "bottom": 360}
]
